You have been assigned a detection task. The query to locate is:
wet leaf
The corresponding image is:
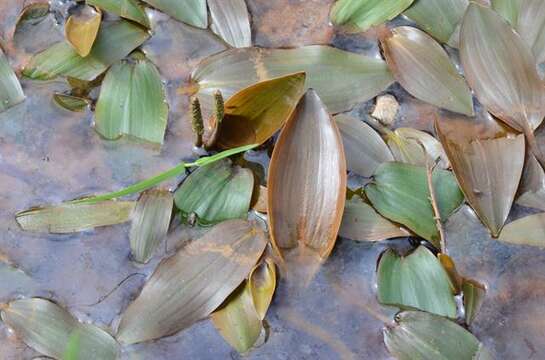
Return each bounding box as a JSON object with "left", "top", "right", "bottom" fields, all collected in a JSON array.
[
  {"left": 142, "top": 0, "right": 207, "bottom": 28},
  {"left": 330, "top": 0, "right": 414, "bottom": 32},
  {"left": 404, "top": 0, "right": 468, "bottom": 45},
  {"left": 248, "top": 258, "right": 276, "bottom": 320},
  {"left": 208, "top": 0, "right": 251, "bottom": 48},
  {"left": 23, "top": 20, "right": 150, "bottom": 81},
  {"left": 252, "top": 185, "right": 268, "bottom": 213},
  {"left": 15, "top": 201, "right": 135, "bottom": 233},
  {"left": 498, "top": 213, "right": 545, "bottom": 248},
  {"left": 1, "top": 298, "right": 119, "bottom": 360},
  {"left": 381, "top": 26, "right": 473, "bottom": 116},
  {"left": 268, "top": 90, "right": 346, "bottom": 259},
  {"left": 116, "top": 219, "right": 267, "bottom": 344},
  {"left": 377, "top": 246, "right": 457, "bottom": 317},
  {"left": 130, "top": 189, "right": 173, "bottom": 264},
  {"left": 174, "top": 159, "right": 254, "bottom": 225},
  {"left": 463, "top": 279, "right": 486, "bottom": 325},
  {"left": 366, "top": 162, "right": 463, "bottom": 244},
  {"left": 334, "top": 114, "right": 393, "bottom": 177},
  {"left": 460, "top": 3, "right": 545, "bottom": 134},
  {"left": 213, "top": 72, "right": 306, "bottom": 149},
  {"left": 95, "top": 55, "right": 168, "bottom": 144},
  {"left": 386, "top": 127, "right": 449, "bottom": 169},
  {"left": 438, "top": 253, "right": 462, "bottom": 294},
  {"left": 384, "top": 311, "right": 492, "bottom": 360},
  {"left": 517, "top": 0, "right": 545, "bottom": 64},
  {"left": 0, "top": 47, "right": 25, "bottom": 113},
  {"left": 491, "top": 0, "right": 522, "bottom": 26},
  {"left": 516, "top": 155, "right": 545, "bottom": 211},
  {"left": 53, "top": 93, "right": 90, "bottom": 112},
  {"left": 191, "top": 46, "right": 394, "bottom": 114},
  {"left": 65, "top": 5, "right": 102, "bottom": 57},
  {"left": 88, "top": 0, "right": 149, "bottom": 28},
  {"left": 339, "top": 197, "right": 408, "bottom": 242}
]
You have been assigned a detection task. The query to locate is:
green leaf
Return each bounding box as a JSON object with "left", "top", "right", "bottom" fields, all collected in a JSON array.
[
  {"left": 377, "top": 246, "right": 457, "bottom": 317},
  {"left": 88, "top": 0, "right": 150, "bottom": 27},
  {"left": 463, "top": 279, "right": 486, "bottom": 325},
  {"left": 0, "top": 47, "right": 25, "bottom": 113},
  {"left": 330, "top": 0, "right": 415, "bottom": 32},
  {"left": 15, "top": 201, "right": 135, "bottom": 233},
  {"left": 53, "top": 93, "right": 90, "bottom": 112},
  {"left": 130, "top": 189, "right": 173, "bottom": 264},
  {"left": 191, "top": 46, "right": 394, "bottom": 114},
  {"left": 23, "top": 20, "right": 150, "bottom": 81},
  {"left": 366, "top": 162, "right": 463, "bottom": 244},
  {"left": 1, "top": 298, "right": 119, "bottom": 360},
  {"left": 498, "top": 213, "right": 545, "bottom": 248},
  {"left": 94, "top": 55, "right": 168, "bottom": 144},
  {"left": 491, "top": 0, "right": 522, "bottom": 26},
  {"left": 208, "top": 0, "right": 251, "bottom": 48},
  {"left": 142, "top": 0, "right": 207, "bottom": 28},
  {"left": 116, "top": 219, "right": 267, "bottom": 344},
  {"left": 174, "top": 159, "right": 253, "bottom": 225},
  {"left": 384, "top": 311, "right": 492, "bottom": 360}
]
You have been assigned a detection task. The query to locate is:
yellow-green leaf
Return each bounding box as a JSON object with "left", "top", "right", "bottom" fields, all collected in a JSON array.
[
  {"left": 498, "top": 213, "right": 545, "bottom": 248},
  {"left": 0, "top": 47, "right": 25, "bottom": 113},
  {"left": 65, "top": 5, "right": 102, "bottom": 57},
  {"left": 88, "top": 0, "right": 149, "bottom": 27},
  {"left": 330, "top": 0, "right": 415, "bottom": 32},
  {"left": 142, "top": 0, "right": 207, "bottom": 28},
  {"left": 248, "top": 258, "right": 276, "bottom": 320}
]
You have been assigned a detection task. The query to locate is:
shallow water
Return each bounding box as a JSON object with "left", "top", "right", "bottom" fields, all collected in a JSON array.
[{"left": 1, "top": 0, "right": 545, "bottom": 359}]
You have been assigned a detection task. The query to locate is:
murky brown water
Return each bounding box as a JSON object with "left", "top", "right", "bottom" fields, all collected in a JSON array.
[{"left": 1, "top": 0, "right": 544, "bottom": 359}]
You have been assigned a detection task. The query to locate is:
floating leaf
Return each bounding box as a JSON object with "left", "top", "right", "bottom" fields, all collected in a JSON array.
[
  {"left": 88, "top": 0, "right": 149, "bottom": 27},
  {"left": 208, "top": 0, "right": 251, "bottom": 48},
  {"left": 517, "top": 0, "right": 545, "bottom": 64},
  {"left": 53, "top": 93, "right": 90, "bottom": 112},
  {"left": 384, "top": 311, "right": 492, "bottom": 359},
  {"left": 460, "top": 3, "right": 545, "bottom": 134},
  {"left": 339, "top": 197, "right": 408, "bottom": 242},
  {"left": 117, "top": 219, "right": 267, "bottom": 344},
  {"left": 65, "top": 5, "right": 102, "bottom": 57},
  {"left": 438, "top": 253, "right": 462, "bottom": 294},
  {"left": 94, "top": 55, "right": 168, "bottom": 144},
  {"left": 498, "top": 214, "right": 545, "bottom": 248},
  {"left": 142, "top": 0, "right": 207, "bottom": 28},
  {"left": 491, "top": 0, "right": 522, "bottom": 26},
  {"left": 386, "top": 127, "right": 449, "bottom": 169},
  {"left": 1, "top": 298, "right": 119, "bottom": 360},
  {"left": 463, "top": 279, "right": 486, "bottom": 325},
  {"left": 268, "top": 90, "right": 346, "bottom": 259},
  {"left": 130, "top": 189, "right": 173, "bottom": 264},
  {"left": 366, "top": 162, "right": 463, "bottom": 244},
  {"left": 23, "top": 20, "right": 150, "bottom": 81},
  {"left": 404, "top": 0, "right": 468, "bottom": 45},
  {"left": 330, "top": 0, "right": 414, "bottom": 32},
  {"left": 377, "top": 246, "right": 457, "bottom": 317},
  {"left": 0, "top": 47, "right": 25, "bottom": 113},
  {"left": 249, "top": 258, "right": 276, "bottom": 320},
  {"left": 517, "top": 154, "right": 545, "bottom": 211},
  {"left": 334, "top": 114, "right": 393, "bottom": 177},
  {"left": 16, "top": 201, "right": 135, "bottom": 234},
  {"left": 191, "top": 46, "right": 394, "bottom": 114},
  {"left": 174, "top": 159, "right": 253, "bottom": 225},
  {"left": 381, "top": 26, "right": 473, "bottom": 116},
  {"left": 213, "top": 72, "right": 306, "bottom": 149}
]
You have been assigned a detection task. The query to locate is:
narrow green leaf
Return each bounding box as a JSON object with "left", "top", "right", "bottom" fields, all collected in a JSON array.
[
  {"left": 0, "top": 47, "right": 25, "bottom": 113},
  {"left": 142, "top": 0, "right": 207, "bottom": 28},
  {"left": 174, "top": 159, "right": 253, "bottom": 225},
  {"left": 330, "top": 0, "right": 415, "bottom": 32},
  {"left": 88, "top": 0, "right": 150, "bottom": 27},
  {"left": 377, "top": 246, "right": 457, "bottom": 317},
  {"left": 208, "top": 0, "right": 251, "bottom": 48},
  {"left": 23, "top": 20, "right": 150, "bottom": 81},
  {"left": 491, "top": 0, "right": 522, "bottom": 26},
  {"left": 53, "top": 93, "right": 90, "bottom": 112},
  {"left": 384, "top": 311, "right": 492, "bottom": 360},
  {"left": 498, "top": 214, "right": 545, "bottom": 248},
  {"left": 463, "top": 279, "right": 486, "bottom": 325},
  {"left": 130, "top": 189, "right": 173, "bottom": 263},
  {"left": 16, "top": 201, "right": 135, "bottom": 233},
  {"left": 366, "top": 162, "right": 463, "bottom": 244},
  {"left": 1, "top": 298, "right": 119, "bottom": 360},
  {"left": 95, "top": 55, "right": 168, "bottom": 144}
]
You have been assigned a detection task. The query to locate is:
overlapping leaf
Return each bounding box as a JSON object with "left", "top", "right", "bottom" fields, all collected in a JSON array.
[
  {"left": 517, "top": 0, "right": 545, "bottom": 64},
  {"left": 330, "top": 0, "right": 414, "bottom": 32},
  {"left": 0, "top": 47, "right": 25, "bottom": 113},
  {"left": 248, "top": 258, "right": 276, "bottom": 320},
  {"left": 53, "top": 93, "right": 90, "bottom": 112},
  {"left": 88, "top": 0, "right": 149, "bottom": 27},
  {"left": 386, "top": 127, "right": 449, "bottom": 169},
  {"left": 268, "top": 90, "right": 346, "bottom": 259},
  {"left": 142, "top": 0, "right": 207, "bottom": 28},
  {"left": 65, "top": 5, "right": 101, "bottom": 57},
  {"left": 463, "top": 279, "right": 486, "bottom": 325},
  {"left": 498, "top": 214, "right": 545, "bottom": 248},
  {"left": 517, "top": 155, "right": 545, "bottom": 211},
  {"left": 191, "top": 46, "right": 394, "bottom": 114},
  {"left": 491, "top": 0, "right": 522, "bottom": 26},
  {"left": 208, "top": 0, "right": 251, "bottom": 48}
]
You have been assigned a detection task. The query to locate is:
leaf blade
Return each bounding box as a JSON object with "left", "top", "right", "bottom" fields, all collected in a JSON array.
[
  {"left": 142, "top": 0, "right": 207, "bottom": 28},
  {"left": 0, "top": 47, "right": 25, "bottom": 113},
  {"left": 498, "top": 213, "right": 545, "bottom": 248},
  {"left": 87, "top": 0, "right": 150, "bottom": 27},
  {"left": 330, "top": 0, "right": 414, "bottom": 32},
  {"left": 208, "top": 0, "right": 251, "bottom": 48}
]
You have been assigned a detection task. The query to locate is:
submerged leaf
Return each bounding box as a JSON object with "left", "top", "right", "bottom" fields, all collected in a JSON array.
[
  {"left": 334, "top": 114, "right": 393, "bottom": 177},
  {"left": 248, "top": 258, "right": 276, "bottom": 320},
  {"left": 384, "top": 311, "right": 492, "bottom": 360},
  {"left": 330, "top": 0, "right": 414, "bottom": 32},
  {"left": 491, "top": 0, "right": 522, "bottom": 26},
  {"left": 386, "top": 127, "right": 449, "bottom": 169},
  {"left": 377, "top": 246, "right": 457, "bottom": 317},
  {"left": 366, "top": 162, "right": 463, "bottom": 244},
  {"left": 208, "top": 0, "right": 251, "bottom": 48},
  {"left": 517, "top": 0, "right": 545, "bottom": 64},
  {"left": 65, "top": 5, "right": 102, "bottom": 57},
  {"left": 130, "top": 189, "right": 173, "bottom": 264},
  {"left": 53, "top": 93, "right": 90, "bottom": 112},
  {"left": 1, "top": 298, "right": 119, "bottom": 360},
  {"left": 23, "top": 20, "right": 149, "bottom": 81},
  {"left": 142, "top": 0, "right": 207, "bottom": 28},
  {"left": 191, "top": 46, "right": 394, "bottom": 114},
  {"left": 95, "top": 55, "right": 168, "bottom": 144},
  {"left": 463, "top": 279, "right": 486, "bottom": 325},
  {"left": 16, "top": 201, "right": 135, "bottom": 233},
  {"left": 381, "top": 26, "right": 473, "bottom": 116},
  {"left": 517, "top": 154, "right": 545, "bottom": 211},
  {"left": 498, "top": 214, "right": 545, "bottom": 248},
  {"left": 88, "top": 0, "right": 149, "bottom": 27},
  {"left": 268, "top": 90, "right": 346, "bottom": 259},
  {"left": 174, "top": 159, "right": 254, "bottom": 225},
  {"left": 339, "top": 197, "right": 408, "bottom": 242},
  {"left": 117, "top": 220, "right": 267, "bottom": 344},
  {"left": 0, "top": 47, "right": 25, "bottom": 113}
]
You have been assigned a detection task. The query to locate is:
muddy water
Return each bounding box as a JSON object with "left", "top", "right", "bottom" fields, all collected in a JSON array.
[{"left": 1, "top": 0, "right": 545, "bottom": 359}]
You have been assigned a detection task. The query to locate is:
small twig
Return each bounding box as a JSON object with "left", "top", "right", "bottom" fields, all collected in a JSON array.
[
  {"left": 426, "top": 157, "right": 446, "bottom": 253},
  {"left": 79, "top": 273, "right": 147, "bottom": 307}
]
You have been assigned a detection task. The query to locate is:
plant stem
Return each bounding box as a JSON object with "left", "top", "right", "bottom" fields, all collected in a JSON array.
[{"left": 426, "top": 158, "right": 446, "bottom": 253}]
